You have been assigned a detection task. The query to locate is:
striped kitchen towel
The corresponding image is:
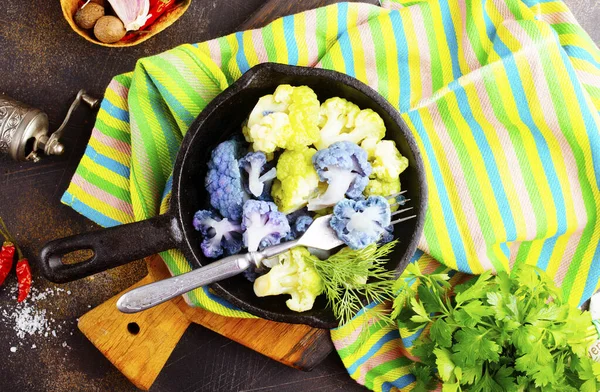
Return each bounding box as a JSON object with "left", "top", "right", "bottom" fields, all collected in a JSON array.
[{"left": 61, "top": 0, "right": 600, "bottom": 390}]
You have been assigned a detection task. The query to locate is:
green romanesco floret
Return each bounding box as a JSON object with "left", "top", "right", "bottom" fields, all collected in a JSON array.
[
  {"left": 243, "top": 85, "right": 321, "bottom": 153},
  {"left": 253, "top": 247, "right": 324, "bottom": 312},
  {"left": 315, "top": 98, "right": 386, "bottom": 149},
  {"left": 271, "top": 147, "right": 320, "bottom": 213}
]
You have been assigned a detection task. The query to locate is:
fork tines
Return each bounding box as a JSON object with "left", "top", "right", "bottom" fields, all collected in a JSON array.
[
  {"left": 385, "top": 190, "right": 407, "bottom": 201},
  {"left": 386, "top": 190, "right": 417, "bottom": 225}
]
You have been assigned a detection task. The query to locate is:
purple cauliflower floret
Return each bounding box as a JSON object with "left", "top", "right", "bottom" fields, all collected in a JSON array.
[
  {"left": 243, "top": 267, "right": 259, "bottom": 282},
  {"left": 193, "top": 210, "right": 243, "bottom": 258},
  {"left": 242, "top": 263, "right": 270, "bottom": 282},
  {"left": 294, "top": 215, "right": 313, "bottom": 234},
  {"left": 307, "top": 141, "right": 372, "bottom": 211},
  {"left": 242, "top": 200, "right": 291, "bottom": 252},
  {"left": 329, "top": 196, "right": 391, "bottom": 250},
  {"left": 284, "top": 210, "right": 314, "bottom": 241},
  {"left": 378, "top": 225, "right": 394, "bottom": 245},
  {"left": 205, "top": 139, "right": 247, "bottom": 220},
  {"left": 239, "top": 152, "right": 277, "bottom": 200}
]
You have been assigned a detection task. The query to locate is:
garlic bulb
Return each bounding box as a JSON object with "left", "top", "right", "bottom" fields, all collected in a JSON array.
[{"left": 107, "top": 0, "right": 150, "bottom": 31}]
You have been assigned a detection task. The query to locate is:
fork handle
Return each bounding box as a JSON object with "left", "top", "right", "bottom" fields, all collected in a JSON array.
[
  {"left": 116, "top": 239, "right": 301, "bottom": 314},
  {"left": 116, "top": 253, "right": 256, "bottom": 313}
]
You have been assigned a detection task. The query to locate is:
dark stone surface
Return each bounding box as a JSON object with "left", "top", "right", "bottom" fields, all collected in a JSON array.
[{"left": 0, "top": 0, "right": 597, "bottom": 391}]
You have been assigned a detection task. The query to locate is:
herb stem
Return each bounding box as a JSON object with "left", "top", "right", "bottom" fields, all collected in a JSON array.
[{"left": 477, "top": 320, "right": 495, "bottom": 329}]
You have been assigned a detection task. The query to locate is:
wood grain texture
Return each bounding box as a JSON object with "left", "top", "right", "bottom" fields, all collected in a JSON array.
[
  {"left": 78, "top": 272, "right": 191, "bottom": 390},
  {"left": 79, "top": 252, "right": 333, "bottom": 389},
  {"left": 153, "top": 255, "right": 334, "bottom": 372}
]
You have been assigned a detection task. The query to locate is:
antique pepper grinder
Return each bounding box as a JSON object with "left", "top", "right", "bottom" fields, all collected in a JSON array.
[{"left": 0, "top": 90, "right": 100, "bottom": 162}]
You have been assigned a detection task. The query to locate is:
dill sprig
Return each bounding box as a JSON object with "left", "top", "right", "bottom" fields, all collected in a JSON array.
[{"left": 306, "top": 240, "right": 399, "bottom": 328}]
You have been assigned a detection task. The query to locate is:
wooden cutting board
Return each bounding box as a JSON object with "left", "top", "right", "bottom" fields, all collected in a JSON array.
[{"left": 78, "top": 255, "right": 333, "bottom": 390}]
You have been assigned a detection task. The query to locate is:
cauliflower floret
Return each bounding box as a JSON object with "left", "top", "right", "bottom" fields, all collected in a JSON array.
[
  {"left": 307, "top": 141, "right": 372, "bottom": 211},
  {"left": 370, "top": 140, "right": 408, "bottom": 179},
  {"left": 315, "top": 98, "right": 385, "bottom": 149},
  {"left": 364, "top": 177, "right": 401, "bottom": 198},
  {"left": 253, "top": 247, "right": 323, "bottom": 312},
  {"left": 283, "top": 209, "right": 314, "bottom": 241},
  {"left": 360, "top": 136, "right": 378, "bottom": 158},
  {"left": 329, "top": 196, "right": 391, "bottom": 250},
  {"left": 204, "top": 139, "right": 247, "bottom": 220},
  {"left": 193, "top": 210, "right": 243, "bottom": 258},
  {"left": 360, "top": 138, "right": 408, "bottom": 201},
  {"left": 246, "top": 88, "right": 291, "bottom": 129},
  {"left": 272, "top": 147, "right": 320, "bottom": 213},
  {"left": 241, "top": 200, "right": 290, "bottom": 252},
  {"left": 239, "top": 151, "right": 277, "bottom": 200},
  {"left": 243, "top": 85, "right": 321, "bottom": 153},
  {"left": 285, "top": 86, "right": 321, "bottom": 150},
  {"left": 246, "top": 112, "right": 291, "bottom": 154}
]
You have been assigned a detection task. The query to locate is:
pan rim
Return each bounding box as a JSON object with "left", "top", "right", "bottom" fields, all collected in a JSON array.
[{"left": 170, "top": 62, "right": 428, "bottom": 329}]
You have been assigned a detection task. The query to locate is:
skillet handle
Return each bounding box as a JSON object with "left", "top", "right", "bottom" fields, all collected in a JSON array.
[{"left": 39, "top": 214, "right": 181, "bottom": 283}]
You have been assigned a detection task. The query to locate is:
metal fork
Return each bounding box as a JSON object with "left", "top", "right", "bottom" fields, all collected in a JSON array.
[{"left": 116, "top": 192, "right": 416, "bottom": 313}]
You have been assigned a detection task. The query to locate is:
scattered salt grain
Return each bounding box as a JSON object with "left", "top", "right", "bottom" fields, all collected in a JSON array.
[
  {"left": 1, "top": 286, "right": 75, "bottom": 351},
  {"left": 2, "top": 305, "right": 50, "bottom": 339}
]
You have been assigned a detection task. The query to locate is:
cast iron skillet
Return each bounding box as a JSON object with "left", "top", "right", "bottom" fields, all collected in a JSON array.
[{"left": 39, "top": 63, "right": 428, "bottom": 328}]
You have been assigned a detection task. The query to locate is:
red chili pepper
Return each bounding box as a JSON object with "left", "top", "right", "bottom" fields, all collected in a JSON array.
[
  {"left": 0, "top": 242, "right": 15, "bottom": 286},
  {"left": 16, "top": 259, "right": 32, "bottom": 302}
]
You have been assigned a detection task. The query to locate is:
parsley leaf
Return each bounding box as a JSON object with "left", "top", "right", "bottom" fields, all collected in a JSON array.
[
  {"left": 471, "top": 371, "right": 504, "bottom": 392},
  {"left": 410, "top": 297, "right": 432, "bottom": 324},
  {"left": 418, "top": 285, "right": 444, "bottom": 314},
  {"left": 451, "top": 327, "right": 500, "bottom": 367},
  {"left": 429, "top": 318, "right": 453, "bottom": 348},
  {"left": 459, "top": 300, "right": 494, "bottom": 326},
  {"left": 410, "top": 363, "right": 438, "bottom": 392},
  {"left": 493, "top": 365, "right": 517, "bottom": 391},
  {"left": 412, "top": 340, "right": 437, "bottom": 368},
  {"left": 454, "top": 271, "right": 492, "bottom": 304},
  {"left": 434, "top": 348, "right": 458, "bottom": 382}
]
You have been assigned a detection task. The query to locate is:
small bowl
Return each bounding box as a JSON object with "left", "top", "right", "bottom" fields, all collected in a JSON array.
[{"left": 61, "top": 0, "right": 191, "bottom": 47}]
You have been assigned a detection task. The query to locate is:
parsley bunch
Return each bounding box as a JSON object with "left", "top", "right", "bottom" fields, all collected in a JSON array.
[{"left": 392, "top": 263, "right": 600, "bottom": 391}]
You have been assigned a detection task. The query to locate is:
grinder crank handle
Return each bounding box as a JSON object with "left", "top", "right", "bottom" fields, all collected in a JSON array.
[{"left": 37, "top": 89, "right": 101, "bottom": 157}]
